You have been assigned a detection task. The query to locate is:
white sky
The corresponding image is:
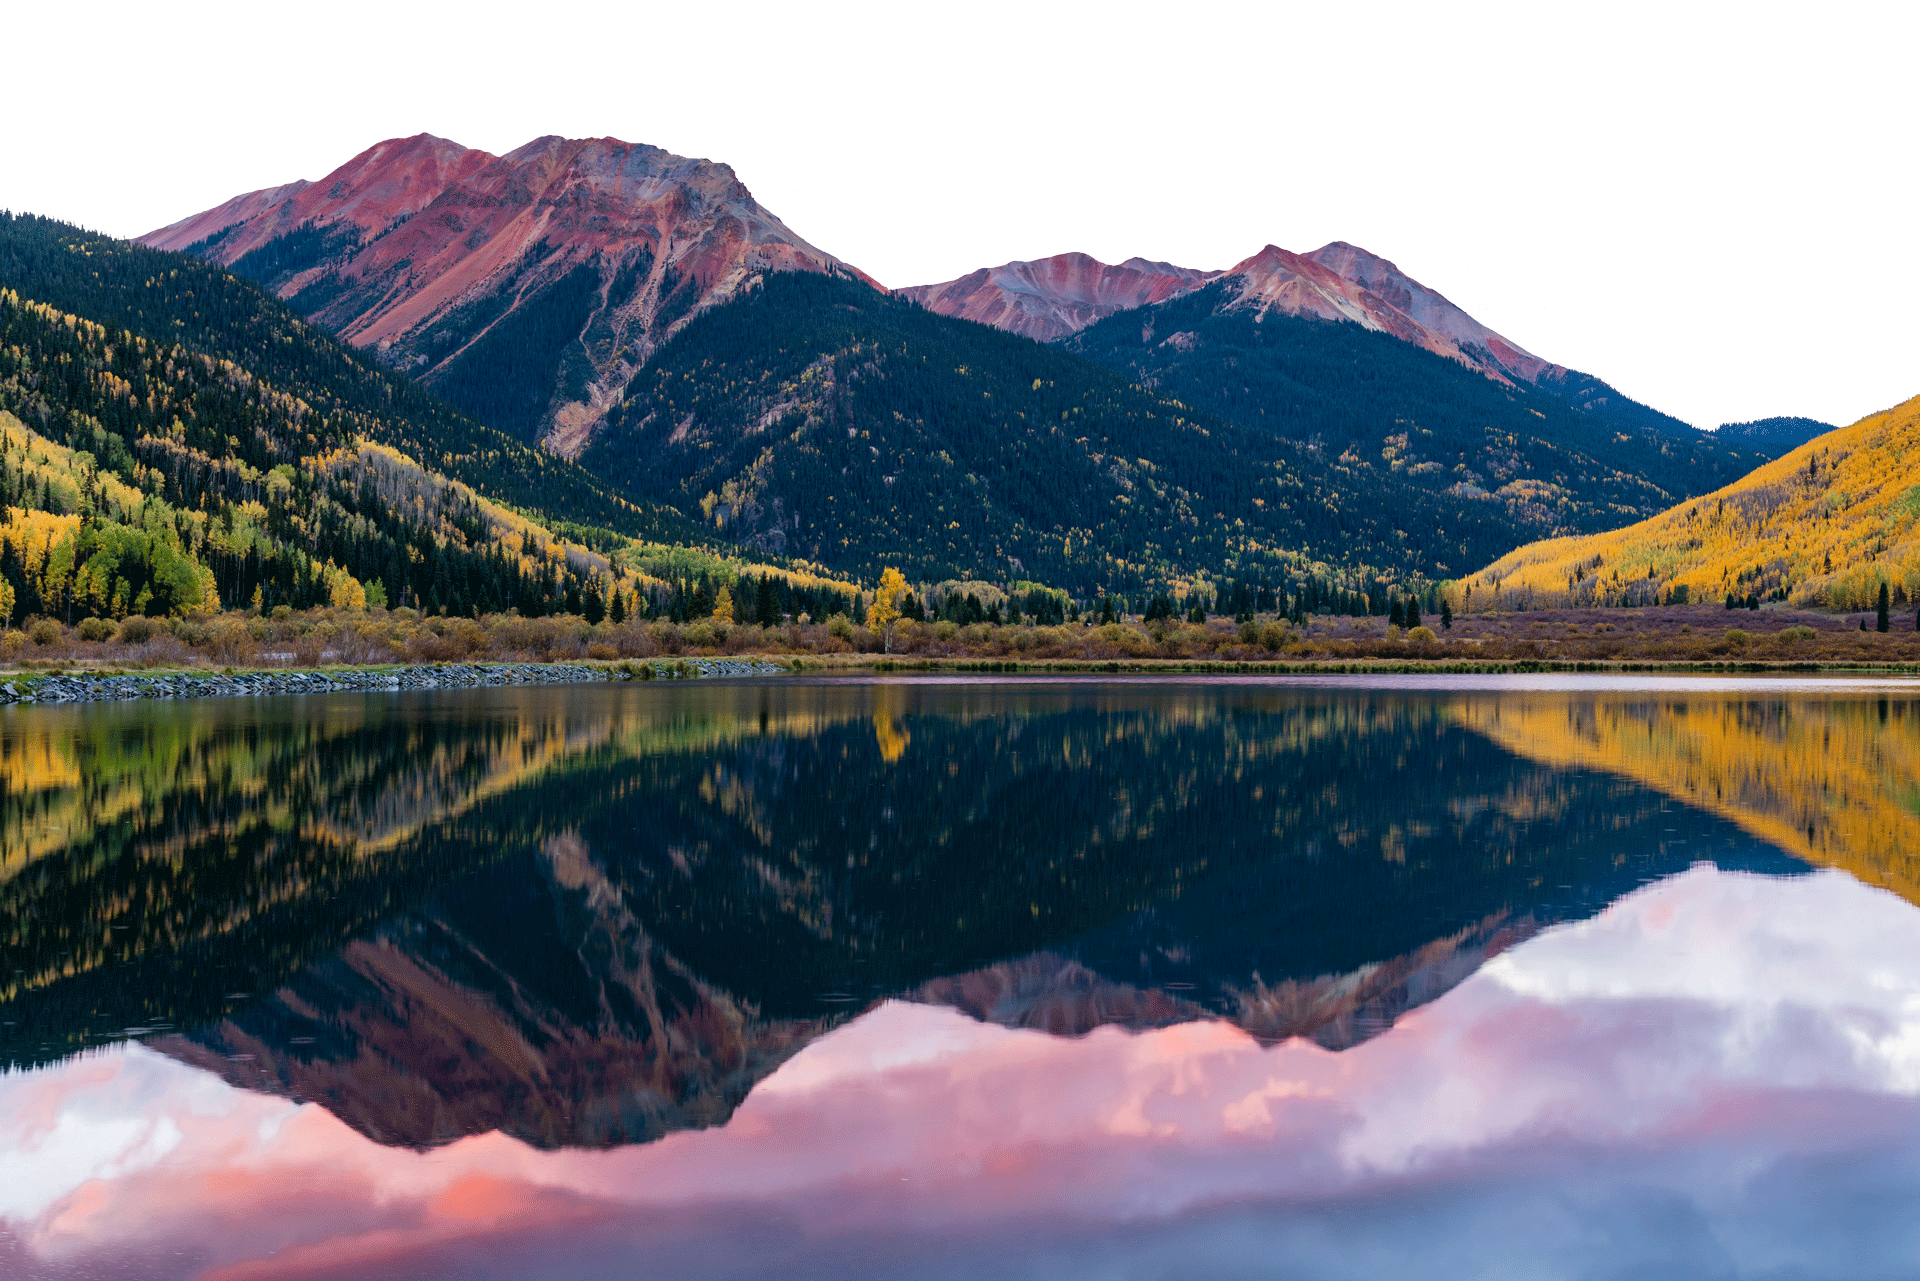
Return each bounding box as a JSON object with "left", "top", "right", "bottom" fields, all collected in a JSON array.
[{"left": 4, "top": 0, "right": 1914, "bottom": 430}]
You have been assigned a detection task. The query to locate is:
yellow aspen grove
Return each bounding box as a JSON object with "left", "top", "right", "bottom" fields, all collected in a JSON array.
[
  {"left": 1456, "top": 395, "right": 1920, "bottom": 614},
  {"left": 869, "top": 566, "right": 909, "bottom": 652}
]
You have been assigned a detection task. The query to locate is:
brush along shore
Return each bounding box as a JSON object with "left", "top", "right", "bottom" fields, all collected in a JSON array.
[{"left": 3, "top": 599, "right": 1920, "bottom": 702}]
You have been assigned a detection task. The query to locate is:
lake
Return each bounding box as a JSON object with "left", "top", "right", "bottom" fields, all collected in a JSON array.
[{"left": 4, "top": 674, "right": 1920, "bottom": 1279}]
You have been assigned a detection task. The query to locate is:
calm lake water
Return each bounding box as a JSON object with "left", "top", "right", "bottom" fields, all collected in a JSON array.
[{"left": 5, "top": 675, "right": 1920, "bottom": 1279}]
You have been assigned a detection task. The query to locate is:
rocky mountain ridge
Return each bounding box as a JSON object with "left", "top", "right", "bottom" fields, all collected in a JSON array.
[
  {"left": 895, "top": 253, "right": 1216, "bottom": 342},
  {"left": 138, "top": 133, "right": 875, "bottom": 456},
  {"left": 908, "top": 241, "right": 1700, "bottom": 438}
]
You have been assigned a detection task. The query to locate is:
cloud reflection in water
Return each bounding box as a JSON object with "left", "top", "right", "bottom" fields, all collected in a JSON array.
[{"left": 6, "top": 865, "right": 1920, "bottom": 1279}]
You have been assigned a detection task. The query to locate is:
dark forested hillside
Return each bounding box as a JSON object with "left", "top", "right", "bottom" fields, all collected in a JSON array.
[
  {"left": 584, "top": 272, "right": 1526, "bottom": 593},
  {"left": 0, "top": 213, "right": 688, "bottom": 542},
  {"left": 1712, "top": 415, "right": 1836, "bottom": 453},
  {"left": 1062, "top": 283, "right": 1773, "bottom": 539}
]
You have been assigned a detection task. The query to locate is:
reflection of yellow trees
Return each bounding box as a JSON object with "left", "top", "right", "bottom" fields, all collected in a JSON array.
[
  {"left": 0, "top": 689, "right": 885, "bottom": 885},
  {"left": 1456, "top": 695, "right": 1920, "bottom": 906},
  {"left": 872, "top": 684, "right": 911, "bottom": 762}
]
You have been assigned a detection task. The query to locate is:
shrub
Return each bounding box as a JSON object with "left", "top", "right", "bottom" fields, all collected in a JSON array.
[
  {"left": 28, "top": 619, "right": 62, "bottom": 646},
  {"left": 1777, "top": 625, "right": 1817, "bottom": 642},
  {"left": 1238, "top": 621, "right": 1260, "bottom": 645},
  {"left": 1260, "top": 622, "right": 1290, "bottom": 650},
  {"left": 115, "top": 616, "right": 161, "bottom": 644},
  {"left": 270, "top": 605, "right": 293, "bottom": 623},
  {"left": 76, "top": 617, "right": 116, "bottom": 643},
  {"left": 1723, "top": 628, "right": 1751, "bottom": 647},
  {"left": 1407, "top": 625, "right": 1437, "bottom": 643},
  {"left": 826, "top": 613, "right": 854, "bottom": 640},
  {"left": 683, "top": 621, "right": 717, "bottom": 648},
  {"left": 1, "top": 631, "right": 23, "bottom": 658}
]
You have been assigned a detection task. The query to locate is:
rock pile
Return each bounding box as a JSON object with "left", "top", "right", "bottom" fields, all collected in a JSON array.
[{"left": 0, "top": 659, "right": 789, "bottom": 705}]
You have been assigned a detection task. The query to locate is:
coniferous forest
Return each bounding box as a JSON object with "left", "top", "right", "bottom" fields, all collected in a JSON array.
[{"left": 585, "top": 271, "right": 1533, "bottom": 595}]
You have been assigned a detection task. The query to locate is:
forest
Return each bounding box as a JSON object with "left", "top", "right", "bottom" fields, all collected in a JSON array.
[{"left": 584, "top": 271, "right": 1532, "bottom": 598}]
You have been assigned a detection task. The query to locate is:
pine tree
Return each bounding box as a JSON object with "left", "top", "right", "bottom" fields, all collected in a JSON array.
[
  {"left": 1878, "top": 582, "right": 1891, "bottom": 633},
  {"left": 1406, "top": 596, "right": 1422, "bottom": 630},
  {"left": 1440, "top": 597, "right": 1453, "bottom": 630}
]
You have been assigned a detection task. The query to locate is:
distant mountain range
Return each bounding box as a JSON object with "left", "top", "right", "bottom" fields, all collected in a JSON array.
[
  {"left": 66, "top": 130, "right": 1822, "bottom": 592},
  {"left": 903, "top": 243, "right": 1703, "bottom": 442}
]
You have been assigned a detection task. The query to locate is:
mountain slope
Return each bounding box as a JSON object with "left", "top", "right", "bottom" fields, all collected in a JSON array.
[
  {"left": 1464, "top": 394, "right": 1920, "bottom": 612},
  {"left": 0, "top": 213, "right": 734, "bottom": 618},
  {"left": 137, "top": 134, "right": 876, "bottom": 454},
  {"left": 583, "top": 271, "right": 1528, "bottom": 590},
  {"left": 3, "top": 212, "right": 686, "bottom": 540},
  {"left": 1062, "top": 278, "right": 1770, "bottom": 544}
]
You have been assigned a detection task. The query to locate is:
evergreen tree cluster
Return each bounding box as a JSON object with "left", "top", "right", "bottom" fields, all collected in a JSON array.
[{"left": 636, "top": 568, "right": 856, "bottom": 626}]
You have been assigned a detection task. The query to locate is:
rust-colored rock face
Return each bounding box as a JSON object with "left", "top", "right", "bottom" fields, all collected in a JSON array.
[
  {"left": 896, "top": 253, "right": 1218, "bottom": 343},
  {"left": 903, "top": 242, "right": 1574, "bottom": 392},
  {"left": 151, "top": 833, "right": 846, "bottom": 1152},
  {"left": 1301, "top": 241, "right": 1561, "bottom": 386},
  {"left": 138, "top": 134, "right": 875, "bottom": 455}
]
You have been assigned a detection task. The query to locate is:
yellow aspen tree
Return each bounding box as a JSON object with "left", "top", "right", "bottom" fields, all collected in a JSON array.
[{"left": 869, "top": 566, "right": 908, "bottom": 652}]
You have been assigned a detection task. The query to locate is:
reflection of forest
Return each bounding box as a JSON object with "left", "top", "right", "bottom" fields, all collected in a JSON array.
[
  {"left": 1456, "top": 694, "right": 1920, "bottom": 906},
  {"left": 1, "top": 682, "right": 1818, "bottom": 1150}
]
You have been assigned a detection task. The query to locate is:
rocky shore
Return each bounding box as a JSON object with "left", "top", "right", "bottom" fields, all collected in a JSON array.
[{"left": 0, "top": 658, "right": 790, "bottom": 706}]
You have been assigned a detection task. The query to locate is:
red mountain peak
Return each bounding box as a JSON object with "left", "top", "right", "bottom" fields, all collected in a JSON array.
[
  {"left": 898, "top": 252, "right": 1217, "bottom": 343},
  {"left": 137, "top": 134, "right": 876, "bottom": 455}
]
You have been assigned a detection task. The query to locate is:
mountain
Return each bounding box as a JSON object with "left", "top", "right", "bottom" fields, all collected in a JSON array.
[
  {"left": 1059, "top": 277, "right": 1770, "bottom": 550},
  {"left": 1714, "top": 415, "right": 1837, "bottom": 452},
  {"left": 906, "top": 241, "right": 1702, "bottom": 439},
  {"left": 156, "top": 833, "right": 848, "bottom": 1151},
  {"left": 895, "top": 253, "right": 1216, "bottom": 342},
  {"left": 580, "top": 271, "right": 1528, "bottom": 589},
  {"left": 0, "top": 212, "right": 716, "bottom": 619},
  {"left": 138, "top": 134, "right": 876, "bottom": 455},
  {"left": 1464, "top": 394, "right": 1920, "bottom": 612}
]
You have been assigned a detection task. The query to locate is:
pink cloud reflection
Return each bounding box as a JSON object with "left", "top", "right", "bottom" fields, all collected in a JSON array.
[{"left": 5, "top": 866, "right": 1919, "bottom": 1279}]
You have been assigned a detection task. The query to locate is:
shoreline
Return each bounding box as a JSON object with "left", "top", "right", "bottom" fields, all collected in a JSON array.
[
  {"left": 0, "top": 658, "right": 790, "bottom": 705},
  {"left": 4, "top": 653, "right": 1920, "bottom": 706}
]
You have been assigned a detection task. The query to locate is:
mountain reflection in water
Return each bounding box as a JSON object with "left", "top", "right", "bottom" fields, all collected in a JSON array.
[
  {"left": 9, "top": 676, "right": 1920, "bottom": 1278},
  {"left": 0, "top": 678, "right": 1838, "bottom": 1155}
]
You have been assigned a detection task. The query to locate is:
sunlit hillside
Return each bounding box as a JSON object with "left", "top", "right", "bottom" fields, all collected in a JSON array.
[
  {"left": 1457, "top": 694, "right": 1920, "bottom": 907},
  {"left": 1457, "top": 394, "right": 1920, "bottom": 613}
]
